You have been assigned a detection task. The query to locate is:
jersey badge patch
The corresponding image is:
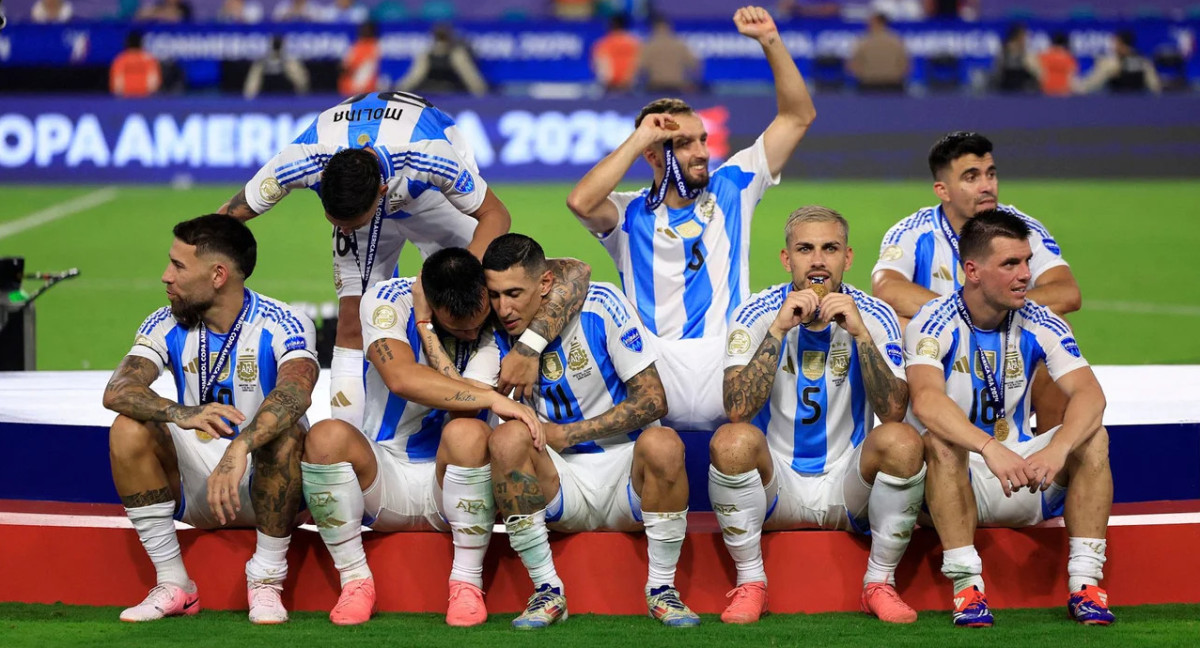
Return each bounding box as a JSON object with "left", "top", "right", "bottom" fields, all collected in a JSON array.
[
  {"left": 727, "top": 329, "right": 752, "bottom": 355},
  {"left": 260, "top": 177, "right": 284, "bottom": 203},
  {"left": 1043, "top": 238, "right": 1062, "bottom": 255},
  {"left": 916, "top": 337, "right": 940, "bottom": 359},
  {"left": 1004, "top": 350, "right": 1023, "bottom": 380},
  {"left": 675, "top": 220, "right": 703, "bottom": 239},
  {"left": 880, "top": 245, "right": 904, "bottom": 261},
  {"left": 285, "top": 336, "right": 307, "bottom": 352},
  {"left": 567, "top": 339, "right": 590, "bottom": 372},
  {"left": 135, "top": 334, "right": 155, "bottom": 348},
  {"left": 885, "top": 342, "right": 904, "bottom": 367},
  {"left": 620, "top": 328, "right": 644, "bottom": 353},
  {"left": 236, "top": 356, "right": 257, "bottom": 382},
  {"left": 829, "top": 346, "right": 850, "bottom": 384},
  {"left": 540, "top": 352, "right": 565, "bottom": 382},
  {"left": 372, "top": 305, "right": 398, "bottom": 329},
  {"left": 454, "top": 169, "right": 475, "bottom": 194},
  {"left": 1060, "top": 336, "right": 1081, "bottom": 358},
  {"left": 802, "top": 350, "right": 826, "bottom": 380},
  {"left": 974, "top": 350, "right": 997, "bottom": 380}
]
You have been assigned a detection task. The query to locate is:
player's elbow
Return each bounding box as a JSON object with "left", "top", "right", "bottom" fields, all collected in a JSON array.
[
  {"left": 909, "top": 390, "right": 937, "bottom": 429},
  {"left": 101, "top": 386, "right": 123, "bottom": 411},
  {"left": 565, "top": 188, "right": 596, "bottom": 221},
  {"left": 1060, "top": 288, "right": 1082, "bottom": 315}
]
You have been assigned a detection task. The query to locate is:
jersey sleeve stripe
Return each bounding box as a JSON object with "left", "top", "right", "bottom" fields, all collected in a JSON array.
[
  {"left": 389, "top": 152, "right": 460, "bottom": 176},
  {"left": 390, "top": 159, "right": 457, "bottom": 182},
  {"left": 276, "top": 157, "right": 333, "bottom": 185},
  {"left": 275, "top": 152, "right": 334, "bottom": 176},
  {"left": 882, "top": 208, "right": 933, "bottom": 245},
  {"left": 918, "top": 298, "right": 959, "bottom": 336},
  {"left": 399, "top": 150, "right": 460, "bottom": 168},
  {"left": 734, "top": 283, "right": 788, "bottom": 327},
  {"left": 849, "top": 289, "right": 902, "bottom": 339},
  {"left": 586, "top": 284, "right": 631, "bottom": 327},
  {"left": 138, "top": 306, "right": 173, "bottom": 335}
]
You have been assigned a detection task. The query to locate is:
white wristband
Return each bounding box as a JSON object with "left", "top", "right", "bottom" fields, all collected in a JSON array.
[{"left": 517, "top": 329, "right": 549, "bottom": 354}]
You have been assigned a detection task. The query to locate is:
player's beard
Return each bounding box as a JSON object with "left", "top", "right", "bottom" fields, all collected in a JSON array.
[
  {"left": 170, "top": 295, "right": 213, "bottom": 329},
  {"left": 683, "top": 167, "right": 710, "bottom": 191}
]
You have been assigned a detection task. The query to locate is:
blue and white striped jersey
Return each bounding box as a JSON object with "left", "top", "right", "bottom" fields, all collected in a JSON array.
[
  {"left": 474, "top": 282, "right": 659, "bottom": 454},
  {"left": 126, "top": 290, "right": 318, "bottom": 440},
  {"left": 905, "top": 295, "right": 1089, "bottom": 446},
  {"left": 872, "top": 203, "right": 1067, "bottom": 295},
  {"left": 725, "top": 282, "right": 906, "bottom": 475},
  {"left": 600, "top": 136, "right": 779, "bottom": 341},
  {"left": 243, "top": 92, "right": 486, "bottom": 233},
  {"left": 360, "top": 276, "right": 486, "bottom": 462}
]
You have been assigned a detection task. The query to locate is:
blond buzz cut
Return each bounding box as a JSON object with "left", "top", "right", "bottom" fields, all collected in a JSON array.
[{"left": 784, "top": 205, "right": 850, "bottom": 246}]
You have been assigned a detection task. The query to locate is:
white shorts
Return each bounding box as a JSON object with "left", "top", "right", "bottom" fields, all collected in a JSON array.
[
  {"left": 651, "top": 334, "right": 726, "bottom": 431},
  {"left": 969, "top": 425, "right": 1067, "bottom": 527},
  {"left": 763, "top": 443, "right": 871, "bottom": 533},
  {"left": 332, "top": 196, "right": 477, "bottom": 299},
  {"left": 362, "top": 441, "right": 449, "bottom": 532},
  {"left": 545, "top": 442, "right": 641, "bottom": 533},
  {"left": 170, "top": 423, "right": 258, "bottom": 529}
]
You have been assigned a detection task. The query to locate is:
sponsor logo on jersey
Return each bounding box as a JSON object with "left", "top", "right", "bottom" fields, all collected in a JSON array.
[
  {"left": 675, "top": 220, "right": 703, "bottom": 239},
  {"left": 727, "top": 329, "right": 752, "bottom": 355},
  {"left": 372, "top": 305, "right": 398, "bottom": 329},
  {"left": 952, "top": 356, "right": 970, "bottom": 373},
  {"left": 657, "top": 226, "right": 679, "bottom": 240},
  {"left": 540, "top": 352, "right": 564, "bottom": 382},
  {"left": 620, "top": 328, "right": 643, "bottom": 353},
  {"left": 886, "top": 342, "right": 904, "bottom": 366},
  {"left": 916, "top": 337, "right": 940, "bottom": 359},
  {"left": 453, "top": 169, "right": 475, "bottom": 194},
  {"left": 236, "top": 356, "right": 257, "bottom": 382},
  {"left": 802, "top": 350, "right": 826, "bottom": 380},
  {"left": 1061, "top": 336, "right": 1081, "bottom": 358},
  {"left": 259, "top": 177, "right": 284, "bottom": 203},
  {"left": 285, "top": 336, "right": 307, "bottom": 352},
  {"left": 880, "top": 244, "right": 904, "bottom": 261},
  {"left": 783, "top": 354, "right": 796, "bottom": 375}
]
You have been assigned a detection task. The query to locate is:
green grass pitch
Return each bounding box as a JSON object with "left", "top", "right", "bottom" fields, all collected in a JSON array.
[{"left": 1, "top": 179, "right": 1199, "bottom": 370}]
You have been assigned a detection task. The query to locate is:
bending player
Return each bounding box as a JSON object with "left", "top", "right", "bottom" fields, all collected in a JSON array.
[
  {"left": 906, "top": 210, "right": 1113, "bottom": 626},
  {"left": 566, "top": 5, "right": 816, "bottom": 430},
  {"left": 103, "top": 215, "right": 318, "bottom": 624},
  {"left": 711, "top": 206, "right": 925, "bottom": 624},
  {"left": 219, "top": 91, "right": 510, "bottom": 427}
]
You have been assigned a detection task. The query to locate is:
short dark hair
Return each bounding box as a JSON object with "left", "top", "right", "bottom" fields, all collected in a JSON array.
[
  {"left": 1117, "top": 30, "right": 1137, "bottom": 49},
  {"left": 126, "top": 31, "right": 145, "bottom": 50},
  {"left": 928, "top": 131, "right": 994, "bottom": 178},
  {"left": 422, "top": 248, "right": 486, "bottom": 319},
  {"left": 959, "top": 209, "right": 1030, "bottom": 264},
  {"left": 1051, "top": 32, "right": 1070, "bottom": 48},
  {"left": 635, "top": 97, "right": 694, "bottom": 129},
  {"left": 173, "top": 214, "right": 257, "bottom": 279},
  {"left": 482, "top": 233, "right": 547, "bottom": 277},
  {"left": 321, "top": 148, "right": 382, "bottom": 223}
]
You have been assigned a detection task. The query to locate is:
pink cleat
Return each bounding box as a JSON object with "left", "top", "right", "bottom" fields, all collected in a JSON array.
[
  {"left": 330, "top": 577, "right": 377, "bottom": 626},
  {"left": 120, "top": 582, "right": 200, "bottom": 622},
  {"left": 248, "top": 580, "right": 289, "bottom": 624},
  {"left": 861, "top": 582, "right": 918, "bottom": 624},
  {"left": 721, "top": 581, "right": 768, "bottom": 624},
  {"left": 446, "top": 581, "right": 487, "bottom": 627}
]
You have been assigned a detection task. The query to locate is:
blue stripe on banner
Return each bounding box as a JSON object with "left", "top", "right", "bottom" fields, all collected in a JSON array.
[
  {"left": 848, "top": 342, "right": 867, "bottom": 449},
  {"left": 790, "top": 328, "right": 831, "bottom": 474},
  {"left": 626, "top": 195, "right": 658, "bottom": 336},
  {"left": 712, "top": 165, "right": 754, "bottom": 327},
  {"left": 913, "top": 230, "right": 935, "bottom": 291}
]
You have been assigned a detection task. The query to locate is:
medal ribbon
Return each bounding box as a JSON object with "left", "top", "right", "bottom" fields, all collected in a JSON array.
[
  {"left": 198, "top": 289, "right": 251, "bottom": 404},
  {"left": 645, "top": 140, "right": 703, "bottom": 211},
  {"left": 937, "top": 207, "right": 963, "bottom": 289},
  {"left": 952, "top": 289, "right": 1013, "bottom": 434},
  {"left": 348, "top": 157, "right": 389, "bottom": 293}
]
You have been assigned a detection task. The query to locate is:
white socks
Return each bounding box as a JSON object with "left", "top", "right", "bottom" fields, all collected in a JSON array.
[
  {"left": 302, "top": 461, "right": 372, "bottom": 586},
  {"left": 644, "top": 510, "right": 688, "bottom": 591},
  {"left": 1068, "top": 537, "right": 1107, "bottom": 592},
  {"left": 941, "top": 545, "right": 985, "bottom": 593},
  {"left": 127, "top": 501, "right": 190, "bottom": 588},
  {"left": 505, "top": 510, "right": 563, "bottom": 591},
  {"left": 245, "top": 530, "right": 291, "bottom": 584},
  {"left": 443, "top": 464, "right": 494, "bottom": 589},
  {"left": 708, "top": 466, "right": 768, "bottom": 585},
  {"left": 864, "top": 467, "right": 926, "bottom": 586},
  {"left": 330, "top": 346, "right": 365, "bottom": 428}
]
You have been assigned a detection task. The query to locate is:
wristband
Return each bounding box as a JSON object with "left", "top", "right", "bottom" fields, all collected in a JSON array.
[
  {"left": 518, "top": 329, "right": 550, "bottom": 354},
  {"left": 416, "top": 319, "right": 434, "bottom": 331},
  {"left": 979, "top": 437, "right": 994, "bottom": 455}
]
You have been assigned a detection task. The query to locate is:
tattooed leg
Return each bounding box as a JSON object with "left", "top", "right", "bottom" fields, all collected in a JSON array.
[
  {"left": 487, "top": 420, "right": 559, "bottom": 518},
  {"left": 251, "top": 424, "right": 306, "bottom": 537},
  {"left": 110, "top": 415, "right": 180, "bottom": 507}
]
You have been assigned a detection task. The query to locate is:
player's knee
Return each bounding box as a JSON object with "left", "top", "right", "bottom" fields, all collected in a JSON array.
[
  {"left": 441, "top": 417, "right": 491, "bottom": 464},
  {"left": 872, "top": 422, "right": 925, "bottom": 477},
  {"left": 109, "top": 414, "right": 161, "bottom": 459},
  {"left": 922, "top": 430, "right": 964, "bottom": 472},
  {"left": 636, "top": 426, "right": 685, "bottom": 474},
  {"left": 709, "top": 422, "right": 763, "bottom": 471},
  {"left": 487, "top": 420, "right": 534, "bottom": 465},
  {"left": 303, "top": 419, "right": 358, "bottom": 464}
]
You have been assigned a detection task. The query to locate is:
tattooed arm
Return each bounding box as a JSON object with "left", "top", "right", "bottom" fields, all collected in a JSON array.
[
  {"left": 552, "top": 364, "right": 668, "bottom": 450},
  {"left": 231, "top": 357, "right": 318, "bottom": 453},
  {"left": 723, "top": 332, "right": 782, "bottom": 423},
  {"left": 217, "top": 188, "right": 259, "bottom": 221},
  {"left": 857, "top": 338, "right": 909, "bottom": 423},
  {"left": 103, "top": 355, "right": 245, "bottom": 437}
]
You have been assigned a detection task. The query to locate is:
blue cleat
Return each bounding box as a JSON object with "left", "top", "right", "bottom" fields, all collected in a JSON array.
[
  {"left": 647, "top": 586, "right": 700, "bottom": 627},
  {"left": 512, "top": 583, "right": 567, "bottom": 629},
  {"left": 951, "top": 586, "right": 994, "bottom": 627},
  {"left": 1068, "top": 585, "right": 1115, "bottom": 625}
]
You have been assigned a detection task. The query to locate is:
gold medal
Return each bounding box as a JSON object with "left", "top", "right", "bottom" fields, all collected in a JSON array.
[
  {"left": 994, "top": 418, "right": 1010, "bottom": 442},
  {"left": 810, "top": 282, "right": 829, "bottom": 299}
]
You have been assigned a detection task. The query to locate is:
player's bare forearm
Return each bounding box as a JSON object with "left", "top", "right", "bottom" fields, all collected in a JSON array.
[
  {"left": 856, "top": 337, "right": 909, "bottom": 423},
  {"left": 1050, "top": 368, "right": 1106, "bottom": 452},
  {"left": 369, "top": 339, "right": 497, "bottom": 411},
  {"left": 236, "top": 358, "right": 318, "bottom": 453},
  {"left": 873, "top": 271, "right": 940, "bottom": 319},
  {"left": 566, "top": 136, "right": 647, "bottom": 231},
  {"left": 103, "top": 355, "right": 193, "bottom": 423},
  {"left": 417, "top": 324, "right": 464, "bottom": 381},
  {"left": 466, "top": 188, "right": 511, "bottom": 260},
  {"left": 559, "top": 365, "right": 667, "bottom": 447},
  {"left": 1026, "top": 273, "right": 1082, "bottom": 316},
  {"left": 723, "top": 332, "right": 781, "bottom": 423},
  {"left": 758, "top": 31, "right": 815, "bottom": 173},
  {"left": 909, "top": 366, "right": 992, "bottom": 452},
  {"left": 524, "top": 258, "right": 592, "bottom": 346},
  {"left": 220, "top": 188, "right": 258, "bottom": 221}
]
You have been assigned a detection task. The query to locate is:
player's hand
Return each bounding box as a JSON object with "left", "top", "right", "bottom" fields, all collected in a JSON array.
[
  {"left": 170, "top": 403, "right": 246, "bottom": 438},
  {"left": 544, "top": 422, "right": 570, "bottom": 453},
  {"left": 633, "top": 113, "right": 680, "bottom": 147},
  {"left": 981, "top": 440, "right": 1038, "bottom": 497},
  {"left": 207, "top": 441, "right": 248, "bottom": 525},
  {"left": 819, "top": 292, "right": 869, "bottom": 339},
  {"left": 770, "top": 289, "right": 820, "bottom": 337},
  {"left": 1025, "top": 441, "right": 1070, "bottom": 492},
  {"left": 498, "top": 348, "right": 540, "bottom": 402},
  {"left": 491, "top": 397, "right": 545, "bottom": 452},
  {"left": 734, "top": 6, "right": 779, "bottom": 44},
  {"left": 411, "top": 273, "right": 432, "bottom": 323}
]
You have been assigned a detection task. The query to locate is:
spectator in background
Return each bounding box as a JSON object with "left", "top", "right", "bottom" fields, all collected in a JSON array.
[
  {"left": 339, "top": 21, "right": 382, "bottom": 95},
  {"left": 923, "top": 0, "right": 978, "bottom": 20},
  {"left": 554, "top": 0, "right": 595, "bottom": 20},
  {"left": 592, "top": 14, "right": 641, "bottom": 93},
  {"left": 995, "top": 24, "right": 1039, "bottom": 92},
  {"left": 776, "top": 0, "right": 842, "bottom": 19},
  {"left": 638, "top": 15, "right": 701, "bottom": 93},
  {"left": 218, "top": 0, "right": 264, "bottom": 23},
  {"left": 396, "top": 23, "right": 487, "bottom": 96},
  {"left": 272, "top": 0, "right": 329, "bottom": 22},
  {"left": 31, "top": 0, "right": 73, "bottom": 23},
  {"left": 136, "top": 0, "right": 192, "bottom": 22},
  {"left": 1078, "top": 30, "right": 1161, "bottom": 95},
  {"left": 848, "top": 13, "right": 909, "bottom": 92},
  {"left": 244, "top": 34, "right": 310, "bottom": 98},
  {"left": 111, "top": 31, "right": 161, "bottom": 98},
  {"left": 870, "top": 0, "right": 923, "bottom": 22},
  {"left": 328, "top": 0, "right": 367, "bottom": 23},
  {"left": 1038, "top": 32, "right": 1076, "bottom": 97}
]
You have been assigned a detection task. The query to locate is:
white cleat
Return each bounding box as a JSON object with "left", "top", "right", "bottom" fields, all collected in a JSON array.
[
  {"left": 247, "top": 581, "right": 289, "bottom": 624},
  {"left": 120, "top": 582, "right": 200, "bottom": 622}
]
